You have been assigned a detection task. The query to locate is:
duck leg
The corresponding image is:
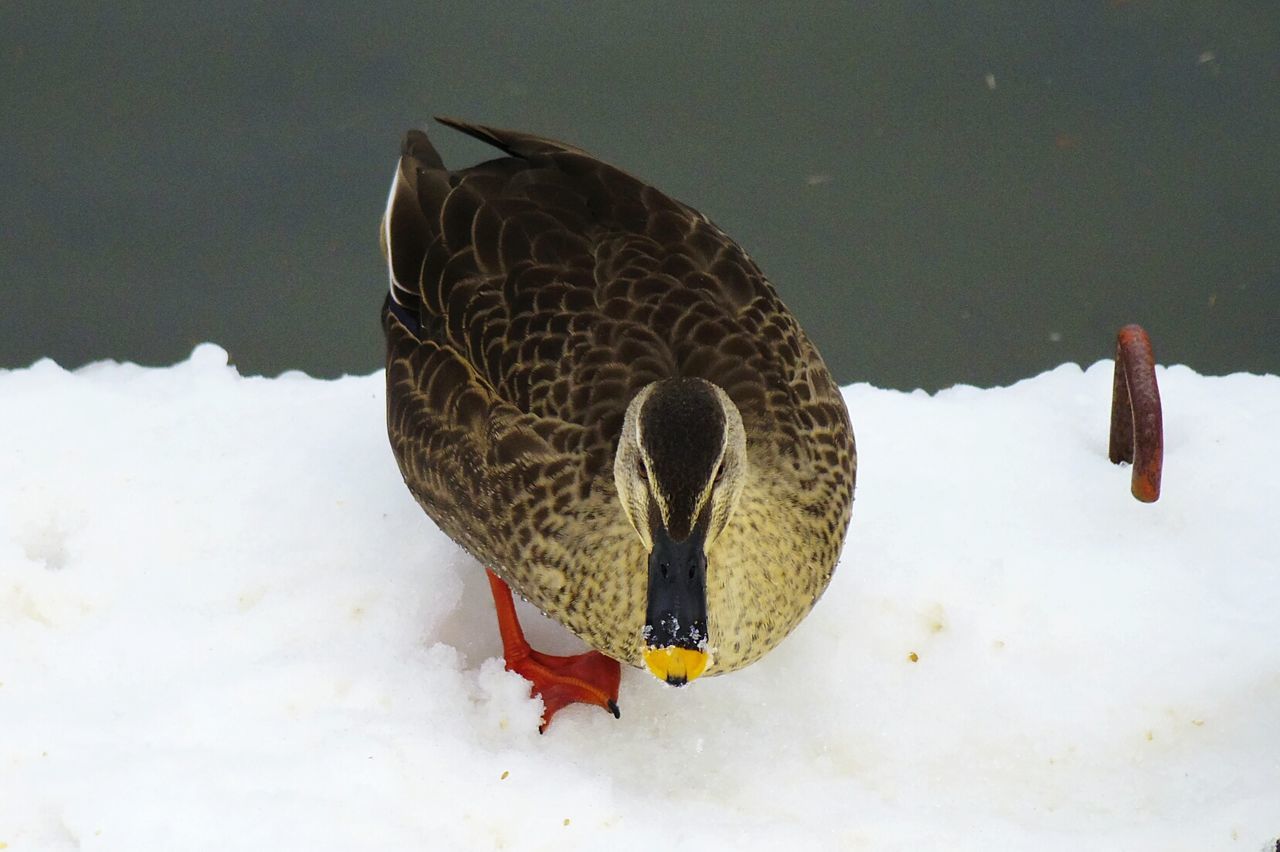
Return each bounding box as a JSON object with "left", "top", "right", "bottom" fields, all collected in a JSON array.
[{"left": 485, "top": 569, "right": 622, "bottom": 732}]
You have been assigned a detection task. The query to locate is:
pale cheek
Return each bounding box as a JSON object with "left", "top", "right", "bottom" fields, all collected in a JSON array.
[
  {"left": 706, "top": 499, "right": 731, "bottom": 548},
  {"left": 711, "top": 485, "right": 744, "bottom": 544},
  {"left": 627, "top": 487, "right": 654, "bottom": 550}
]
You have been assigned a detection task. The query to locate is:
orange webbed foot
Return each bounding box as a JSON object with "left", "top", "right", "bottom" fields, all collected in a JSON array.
[
  {"left": 506, "top": 647, "right": 621, "bottom": 733},
  {"left": 485, "top": 569, "right": 622, "bottom": 732}
]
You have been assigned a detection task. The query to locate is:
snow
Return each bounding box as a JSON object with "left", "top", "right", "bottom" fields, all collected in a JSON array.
[{"left": 2, "top": 344, "right": 1277, "bottom": 851}]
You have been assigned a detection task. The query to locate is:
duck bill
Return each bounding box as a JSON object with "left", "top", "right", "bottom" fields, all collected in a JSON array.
[{"left": 642, "top": 524, "right": 711, "bottom": 686}]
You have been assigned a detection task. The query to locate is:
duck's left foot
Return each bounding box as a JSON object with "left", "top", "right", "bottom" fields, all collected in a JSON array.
[
  {"left": 505, "top": 646, "right": 621, "bottom": 733},
  {"left": 485, "top": 569, "right": 622, "bottom": 732}
]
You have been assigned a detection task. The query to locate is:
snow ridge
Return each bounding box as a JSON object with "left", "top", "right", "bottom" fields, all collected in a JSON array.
[{"left": 2, "top": 345, "right": 1277, "bottom": 851}]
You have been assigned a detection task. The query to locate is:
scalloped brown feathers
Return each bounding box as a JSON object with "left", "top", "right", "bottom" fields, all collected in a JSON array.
[{"left": 382, "top": 119, "right": 855, "bottom": 674}]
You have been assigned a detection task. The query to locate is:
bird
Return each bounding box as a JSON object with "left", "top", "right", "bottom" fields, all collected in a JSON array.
[{"left": 380, "top": 118, "right": 856, "bottom": 729}]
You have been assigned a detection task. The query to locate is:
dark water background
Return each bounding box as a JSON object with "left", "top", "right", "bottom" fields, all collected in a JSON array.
[{"left": 3, "top": 2, "right": 1278, "bottom": 390}]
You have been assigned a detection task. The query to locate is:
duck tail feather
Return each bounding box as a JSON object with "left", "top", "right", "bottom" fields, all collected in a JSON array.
[
  {"left": 433, "top": 116, "right": 589, "bottom": 160},
  {"left": 401, "top": 128, "right": 446, "bottom": 171}
]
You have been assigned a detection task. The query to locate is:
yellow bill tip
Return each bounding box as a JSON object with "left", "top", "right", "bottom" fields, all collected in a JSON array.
[{"left": 642, "top": 645, "right": 710, "bottom": 685}]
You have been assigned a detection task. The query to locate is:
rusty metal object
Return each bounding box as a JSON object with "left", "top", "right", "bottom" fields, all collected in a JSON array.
[{"left": 1108, "top": 324, "right": 1163, "bottom": 502}]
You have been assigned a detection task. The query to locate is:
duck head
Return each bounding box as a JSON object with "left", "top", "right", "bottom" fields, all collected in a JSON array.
[{"left": 614, "top": 377, "right": 747, "bottom": 686}]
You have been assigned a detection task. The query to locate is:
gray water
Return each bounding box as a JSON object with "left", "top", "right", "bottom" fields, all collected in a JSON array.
[{"left": 3, "top": 2, "right": 1277, "bottom": 390}]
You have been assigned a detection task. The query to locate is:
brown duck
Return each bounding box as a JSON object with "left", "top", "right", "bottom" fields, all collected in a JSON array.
[{"left": 381, "top": 118, "right": 855, "bottom": 728}]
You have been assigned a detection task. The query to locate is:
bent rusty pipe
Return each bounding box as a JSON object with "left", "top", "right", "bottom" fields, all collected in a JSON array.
[{"left": 1108, "top": 324, "right": 1163, "bottom": 502}]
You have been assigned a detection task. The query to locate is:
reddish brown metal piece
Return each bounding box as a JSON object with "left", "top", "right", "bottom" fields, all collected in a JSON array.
[{"left": 1108, "top": 324, "right": 1163, "bottom": 502}]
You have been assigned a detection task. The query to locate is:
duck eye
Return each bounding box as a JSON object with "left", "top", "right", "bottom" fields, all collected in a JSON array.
[
  {"left": 712, "top": 462, "right": 725, "bottom": 486},
  {"left": 635, "top": 458, "right": 648, "bottom": 480}
]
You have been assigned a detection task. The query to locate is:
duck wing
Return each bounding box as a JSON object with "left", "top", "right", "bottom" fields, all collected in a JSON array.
[{"left": 391, "top": 118, "right": 843, "bottom": 430}]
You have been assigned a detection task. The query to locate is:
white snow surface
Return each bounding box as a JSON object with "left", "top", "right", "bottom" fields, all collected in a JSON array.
[{"left": 1, "top": 344, "right": 1277, "bottom": 851}]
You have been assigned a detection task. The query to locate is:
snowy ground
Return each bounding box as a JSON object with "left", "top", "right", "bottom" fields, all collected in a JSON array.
[{"left": 2, "top": 344, "right": 1277, "bottom": 851}]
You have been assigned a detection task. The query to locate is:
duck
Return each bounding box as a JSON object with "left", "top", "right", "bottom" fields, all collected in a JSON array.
[{"left": 381, "top": 118, "right": 856, "bottom": 729}]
